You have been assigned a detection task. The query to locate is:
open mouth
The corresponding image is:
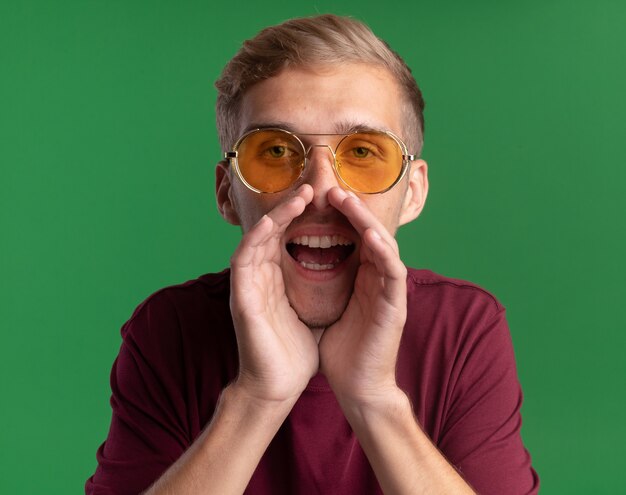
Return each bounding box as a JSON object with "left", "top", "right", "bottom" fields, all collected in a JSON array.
[{"left": 286, "top": 235, "right": 355, "bottom": 271}]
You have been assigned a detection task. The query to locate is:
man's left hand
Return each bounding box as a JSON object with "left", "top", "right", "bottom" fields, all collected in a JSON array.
[{"left": 319, "top": 187, "right": 408, "bottom": 407}]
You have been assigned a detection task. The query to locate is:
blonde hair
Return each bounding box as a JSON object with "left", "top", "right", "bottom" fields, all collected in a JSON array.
[{"left": 215, "top": 14, "right": 425, "bottom": 155}]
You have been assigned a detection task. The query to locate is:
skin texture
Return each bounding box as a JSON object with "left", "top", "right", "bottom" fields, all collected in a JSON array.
[{"left": 145, "top": 64, "right": 477, "bottom": 494}]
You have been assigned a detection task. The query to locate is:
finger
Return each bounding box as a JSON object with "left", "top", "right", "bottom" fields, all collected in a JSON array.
[
  {"left": 364, "top": 228, "right": 406, "bottom": 280},
  {"left": 327, "top": 188, "right": 399, "bottom": 255},
  {"left": 264, "top": 184, "right": 313, "bottom": 235},
  {"left": 232, "top": 185, "right": 313, "bottom": 268},
  {"left": 363, "top": 228, "right": 407, "bottom": 302}
]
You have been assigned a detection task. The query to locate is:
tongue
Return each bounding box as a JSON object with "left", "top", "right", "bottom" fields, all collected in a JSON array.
[{"left": 289, "top": 244, "right": 352, "bottom": 265}]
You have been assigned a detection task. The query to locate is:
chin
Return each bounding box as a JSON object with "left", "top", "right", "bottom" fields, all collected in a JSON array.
[
  {"left": 288, "top": 291, "right": 350, "bottom": 330},
  {"left": 282, "top": 248, "right": 358, "bottom": 329}
]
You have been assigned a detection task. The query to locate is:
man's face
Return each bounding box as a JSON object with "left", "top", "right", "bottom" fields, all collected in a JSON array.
[{"left": 217, "top": 63, "right": 427, "bottom": 328}]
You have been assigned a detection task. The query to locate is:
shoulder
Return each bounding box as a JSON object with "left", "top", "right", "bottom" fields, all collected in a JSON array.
[
  {"left": 405, "top": 267, "right": 504, "bottom": 319},
  {"left": 399, "top": 268, "right": 518, "bottom": 436},
  {"left": 121, "top": 269, "right": 231, "bottom": 338},
  {"left": 401, "top": 268, "right": 510, "bottom": 363},
  {"left": 403, "top": 270, "right": 537, "bottom": 492},
  {"left": 115, "top": 269, "right": 236, "bottom": 390}
]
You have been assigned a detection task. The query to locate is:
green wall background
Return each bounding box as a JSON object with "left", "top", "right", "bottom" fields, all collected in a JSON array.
[{"left": 1, "top": 0, "right": 625, "bottom": 492}]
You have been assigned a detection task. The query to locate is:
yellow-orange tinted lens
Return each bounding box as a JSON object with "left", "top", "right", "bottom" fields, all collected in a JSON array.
[
  {"left": 335, "top": 133, "right": 403, "bottom": 193},
  {"left": 236, "top": 130, "right": 304, "bottom": 192}
]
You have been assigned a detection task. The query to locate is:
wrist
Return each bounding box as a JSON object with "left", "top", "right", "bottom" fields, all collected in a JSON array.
[
  {"left": 335, "top": 384, "right": 412, "bottom": 423},
  {"left": 224, "top": 379, "right": 301, "bottom": 417}
]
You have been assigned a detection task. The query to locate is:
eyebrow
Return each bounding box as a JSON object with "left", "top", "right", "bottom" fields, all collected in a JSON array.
[
  {"left": 241, "top": 119, "right": 393, "bottom": 136},
  {"left": 241, "top": 121, "right": 299, "bottom": 134},
  {"left": 331, "top": 120, "right": 393, "bottom": 135}
]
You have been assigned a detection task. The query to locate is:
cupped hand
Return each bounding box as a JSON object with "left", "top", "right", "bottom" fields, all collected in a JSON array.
[
  {"left": 229, "top": 185, "right": 319, "bottom": 405},
  {"left": 319, "top": 187, "right": 408, "bottom": 405}
]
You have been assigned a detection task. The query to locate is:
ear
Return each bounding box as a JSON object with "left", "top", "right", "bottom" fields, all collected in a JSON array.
[
  {"left": 398, "top": 159, "right": 429, "bottom": 227},
  {"left": 215, "top": 160, "right": 241, "bottom": 226}
]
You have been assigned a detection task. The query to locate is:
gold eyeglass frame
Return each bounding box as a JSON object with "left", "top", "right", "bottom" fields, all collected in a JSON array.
[{"left": 224, "top": 127, "right": 416, "bottom": 194}]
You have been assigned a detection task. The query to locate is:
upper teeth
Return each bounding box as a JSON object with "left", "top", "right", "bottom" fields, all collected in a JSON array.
[{"left": 290, "top": 235, "right": 352, "bottom": 249}]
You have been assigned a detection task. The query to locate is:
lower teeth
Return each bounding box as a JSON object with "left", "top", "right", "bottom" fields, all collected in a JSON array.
[{"left": 300, "top": 261, "right": 335, "bottom": 271}]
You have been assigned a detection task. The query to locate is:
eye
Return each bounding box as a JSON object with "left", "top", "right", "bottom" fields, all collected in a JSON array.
[
  {"left": 269, "top": 146, "right": 286, "bottom": 158},
  {"left": 352, "top": 147, "right": 371, "bottom": 158},
  {"left": 260, "top": 142, "right": 302, "bottom": 164}
]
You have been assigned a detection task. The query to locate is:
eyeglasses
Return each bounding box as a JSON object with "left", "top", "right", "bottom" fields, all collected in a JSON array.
[{"left": 224, "top": 128, "right": 416, "bottom": 194}]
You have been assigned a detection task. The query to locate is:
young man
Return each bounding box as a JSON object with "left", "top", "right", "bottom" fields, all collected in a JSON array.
[{"left": 87, "top": 15, "right": 538, "bottom": 495}]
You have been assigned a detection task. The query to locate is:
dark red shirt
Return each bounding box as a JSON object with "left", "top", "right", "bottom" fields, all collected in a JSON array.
[{"left": 86, "top": 268, "right": 539, "bottom": 494}]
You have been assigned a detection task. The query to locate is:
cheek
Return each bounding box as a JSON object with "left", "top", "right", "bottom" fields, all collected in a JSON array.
[
  {"left": 231, "top": 185, "right": 284, "bottom": 233},
  {"left": 364, "top": 196, "right": 404, "bottom": 235}
]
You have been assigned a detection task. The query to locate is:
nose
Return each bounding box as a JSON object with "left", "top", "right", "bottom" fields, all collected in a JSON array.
[{"left": 303, "top": 145, "right": 342, "bottom": 210}]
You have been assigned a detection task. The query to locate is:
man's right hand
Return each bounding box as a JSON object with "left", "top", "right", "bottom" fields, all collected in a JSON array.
[
  {"left": 228, "top": 184, "right": 318, "bottom": 405},
  {"left": 144, "top": 184, "right": 318, "bottom": 495}
]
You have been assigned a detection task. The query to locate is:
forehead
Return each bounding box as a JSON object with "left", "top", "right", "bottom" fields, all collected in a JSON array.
[{"left": 238, "top": 63, "right": 405, "bottom": 139}]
